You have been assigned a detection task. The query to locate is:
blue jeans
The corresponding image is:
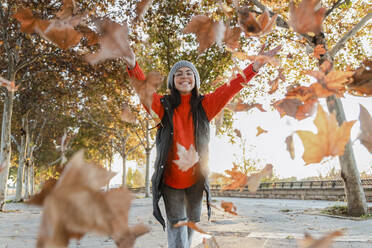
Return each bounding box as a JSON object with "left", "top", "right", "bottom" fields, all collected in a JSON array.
[{"left": 162, "top": 180, "right": 204, "bottom": 248}]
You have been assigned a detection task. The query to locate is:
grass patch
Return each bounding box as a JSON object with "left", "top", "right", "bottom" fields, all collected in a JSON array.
[{"left": 321, "top": 205, "right": 348, "bottom": 216}]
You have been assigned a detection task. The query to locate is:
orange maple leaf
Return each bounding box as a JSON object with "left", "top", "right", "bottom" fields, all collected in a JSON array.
[
  {"left": 134, "top": 0, "right": 153, "bottom": 22},
  {"left": 288, "top": 0, "right": 326, "bottom": 36},
  {"left": 221, "top": 201, "right": 237, "bottom": 215},
  {"left": 174, "top": 221, "right": 207, "bottom": 234},
  {"left": 298, "top": 230, "right": 343, "bottom": 248},
  {"left": 238, "top": 8, "right": 277, "bottom": 36},
  {"left": 226, "top": 98, "right": 266, "bottom": 112},
  {"left": 296, "top": 105, "right": 356, "bottom": 165},
  {"left": 223, "top": 26, "right": 241, "bottom": 50},
  {"left": 256, "top": 126, "right": 267, "bottom": 136},
  {"left": 358, "top": 104, "right": 372, "bottom": 153},
  {"left": 183, "top": 15, "right": 225, "bottom": 54},
  {"left": 84, "top": 19, "right": 135, "bottom": 67},
  {"left": 120, "top": 103, "right": 136, "bottom": 124},
  {"left": 173, "top": 143, "right": 199, "bottom": 172}
]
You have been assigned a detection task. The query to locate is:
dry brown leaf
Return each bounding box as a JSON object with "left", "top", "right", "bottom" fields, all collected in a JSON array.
[
  {"left": 84, "top": 19, "right": 135, "bottom": 67},
  {"left": 288, "top": 0, "right": 326, "bottom": 35},
  {"left": 256, "top": 126, "right": 268, "bottom": 136},
  {"left": 285, "top": 134, "right": 295, "bottom": 159},
  {"left": 234, "top": 129, "right": 242, "bottom": 138},
  {"left": 13, "top": 8, "right": 50, "bottom": 34},
  {"left": 298, "top": 230, "right": 343, "bottom": 248},
  {"left": 273, "top": 98, "right": 317, "bottom": 120},
  {"left": 296, "top": 105, "right": 356, "bottom": 165},
  {"left": 358, "top": 104, "right": 372, "bottom": 153},
  {"left": 36, "top": 150, "right": 149, "bottom": 247},
  {"left": 0, "top": 76, "right": 19, "bottom": 92},
  {"left": 313, "top": 44, "right": 326, "bottom": 59},
  {"left": 220, "top": 201, "right": 237, "bottom": 215},
  {"left": 27, "top": 178, "right": 58, "bottom": 206},
  {"left": 173, "top": 143, "right": 199, "bottom": 172},
  {"left": 120, "top": 103, "right": 136, "bottom": 124},
  {"left": 226, "top": 98, "right": 266, "bottom": 112},
  {"left": 56, "top": 0, "right": 76, "bottom": 19},
  {"left": 174, "top": 221, "right": 207, "bottom": 234},
  {"left": 268, "top": 78, "right": 279, "bottom": 94},
  {"left": 238, "top": 8, "right": 277, "bottom": 36},
  {"left": 130, "top": 71, "right": 164, "bottom": 112},
  {"left": 223, "top": 26, "right": 241, "bottom": 50},
  {"left": 346, "top": 60, "right": 372, "bottom": 96},
  {"left": 134, "top": 0, "right": 153, "bottom": 22},
  {"left": 246, "top": 164, "right": 273, "bottom": 193},
  {"left": 183, "top": 15, "right": 225, "bottom": 54}
]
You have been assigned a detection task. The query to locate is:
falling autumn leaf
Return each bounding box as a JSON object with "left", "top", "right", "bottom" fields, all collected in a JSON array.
[
  {"left": 238, "top": 8, "right": 277, "bottom": 36},
  {"left": 130, "top": 71, "right": 164, "bottom": 111},
  {"left": 14, "top": 1, "right": 86, "bottom": 50},
  {"left": 288, "top": 0, "right": 326, "bottom": 36},
  {"left": 313, "top": 44, "right": 326, "bottom": 59},
  {"left": 220, "top": 201, "right": 237, "bottom": 215},
  {"left": 223, "top": 26, "right": 241, "bottom": 50},
  {"left": 298, "top": 230, "right": 343, "bottom": 248},
  {"left": 134, "top": 0, "right": 153, "bottom": 22},
  {"left": 346, "top": 60, "right": 372, "bottom": 96},
  {"left": 173, "top": 143, "right": 199, "bottom": 172},
  {"left": 120, "top": 103, "right": 136, "bottom": 124},
  {"left": 246, "top": 164, "right": 273, "bottom": 193},
  {"left": 285, "top": 134, "right": 295, "bottom": 159},
  {"left": 256, "top": 126, "right": 268, "bottom": 136},
  {"left": 84, "top": 19, "right": 135, "bottom": 67},
  {"left": 0, "top": 76, "right": 19, "bottom": 92},
  {"left": 183, "top": 15, "right": 225, "bottom": 54},
  {"left": 36, "top": 150, "right": 149, "bottom": 248},
  {"left": 174, "top": 221, "right": 207, "bottom": 234},
  {"left": 234, "top": 129, "right": 242, "bottom": 138},
  {"left": 226, "top": 98, "right": 266, "bottom": 112},
  {"left": 27, "top": 178, "right": 58, "bottom": 206},
  {"left": 358, "top": 104, "right": 372, "bottom": 153},
  {"left": 296, "top": 105, "right": 356, "bottom": 165}
]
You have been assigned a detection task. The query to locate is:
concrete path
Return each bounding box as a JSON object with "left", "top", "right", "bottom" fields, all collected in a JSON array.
[{"left": 1, "top": 195, "right": 372, "bottom": 248}]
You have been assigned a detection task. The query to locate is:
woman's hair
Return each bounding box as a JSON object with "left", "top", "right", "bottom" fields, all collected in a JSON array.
[{"left": 169, "top": 78, "right": 200, "bottom": 120}]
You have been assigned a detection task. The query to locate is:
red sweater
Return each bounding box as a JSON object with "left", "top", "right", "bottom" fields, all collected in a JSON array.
[{"left": 127, "top": 62, "right": 257, "bottom": 188}]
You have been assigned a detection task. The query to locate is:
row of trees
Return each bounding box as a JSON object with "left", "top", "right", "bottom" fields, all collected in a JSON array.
[{"left": 0, "top": 0, "right": 371, "bottom": 216}]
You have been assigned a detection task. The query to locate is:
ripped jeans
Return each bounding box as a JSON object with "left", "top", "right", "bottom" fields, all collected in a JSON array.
[{"left": 161, "top": 179, "right": 204, "bottom": 248}]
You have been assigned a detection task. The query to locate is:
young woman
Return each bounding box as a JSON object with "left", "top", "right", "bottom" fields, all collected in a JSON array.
[{"left": 126, "top": 50, "right": 277, "bottom": 247}]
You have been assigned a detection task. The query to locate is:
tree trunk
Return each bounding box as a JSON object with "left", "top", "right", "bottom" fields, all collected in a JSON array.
[
  {"left": 24, "top": 163, "right": 30, "bottom": 199},
  {"left": 122, "top": 154, "right": 127, "bottom": 187},
  {"left": 15, "top": 117, "right": 28, "bottom": 202},
  {"left": 145, "top": 149, "right": 151, "bottom": 198},
  {"left": 326, "top": 96, "right": 368, "bottom": 216},
  {"left": 0, "top": 90, "right": 15, "bottom": 211},
  {"left": 30, "top": 162, "right": 34, "bottom": 196}
]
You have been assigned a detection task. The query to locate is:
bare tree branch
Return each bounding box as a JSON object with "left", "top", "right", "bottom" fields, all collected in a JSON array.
[
  {"left": 10, "top": 135, "right": 21, "bottom": 153},
  {"left": 329, "top": 12, "right": 372, "bottom": 58},
  {"left": 326, "top": 0, "right": 346, "bottom": 17}
]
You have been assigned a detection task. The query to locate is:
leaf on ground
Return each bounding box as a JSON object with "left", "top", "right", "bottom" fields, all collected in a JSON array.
[
  {"left": 183, "top": 15, "right": 225, "bottom": 54},
  {"left": 134, "top": 0, "right": 153, "bottom": 22},
  {"left": 174, "top": 221, "right": 207, "bottom": 234},
  {"left": 0, "top": 76, "right": 19, "bottom": 92},
  {"left": 285, "top": 134, "right": 295, "bottom": 159},
  {"left": 84, "top": 19, "right": 135, "bottom": 67},
  {"left": 256, "top": 126, "right": 267, "bottom": 136},
  {"left": 288, "top": 0, "right": 326, "bottom": 36},
  {"left": 120, "top": 103, "right": 136, "bottom": 124},
  {"left": 346, "top": 60, "right": 372, "bottom": 96},
  {"left": 358, "top": 104, "right": 372, "bottom": 153},
  {"left": 313, "top": 44, "right": 326, "bottom": 59},
  {"left": 220, "top": 201, "right": 237, "bottom": 215},
  {"left": 296, "top": 105, "right": 356, "bottom": 165},
  {"left": 238, "top": 8, "right": 277, "bottom": 36},
  {"left": 298, "top": 230, "right": 343, "bottom": 248},
  {"left": 37, "top": 150, "right": 149, "bottom": 247},
  {"left": 173, "top": 143, "right": 199, "bottom": 172},
  {"left": 130, "top": 71, "right": 164, "bottom": 111}
]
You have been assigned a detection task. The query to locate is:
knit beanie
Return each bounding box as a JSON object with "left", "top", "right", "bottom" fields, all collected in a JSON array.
[{"left": 167, "top": 60, "right": 200, "bottom": 90}]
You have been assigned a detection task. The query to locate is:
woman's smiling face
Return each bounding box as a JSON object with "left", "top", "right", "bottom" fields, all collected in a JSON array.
[{"left": 173, "top": 67, "right": 195, "bottom": 95}]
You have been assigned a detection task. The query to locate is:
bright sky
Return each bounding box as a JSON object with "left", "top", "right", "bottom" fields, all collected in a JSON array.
[{"left": 109, "top": 94, "right": 372, "bottom": 186}]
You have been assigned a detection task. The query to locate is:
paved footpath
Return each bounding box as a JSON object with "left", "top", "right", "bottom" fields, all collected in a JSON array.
[{"left": 1, "top": 194, "right": 372, "bottom": 248}]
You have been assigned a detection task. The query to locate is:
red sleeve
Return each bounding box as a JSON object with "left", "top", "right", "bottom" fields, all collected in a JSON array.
[
  {"left": 126, "top": 62, "right": 146, "bottom": 81},
  {"left": 142, "top": 92, "right": 164, "bottom": 120},
  {"left": 202, "top": 64, "right": 257, "bottom": 121}
]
